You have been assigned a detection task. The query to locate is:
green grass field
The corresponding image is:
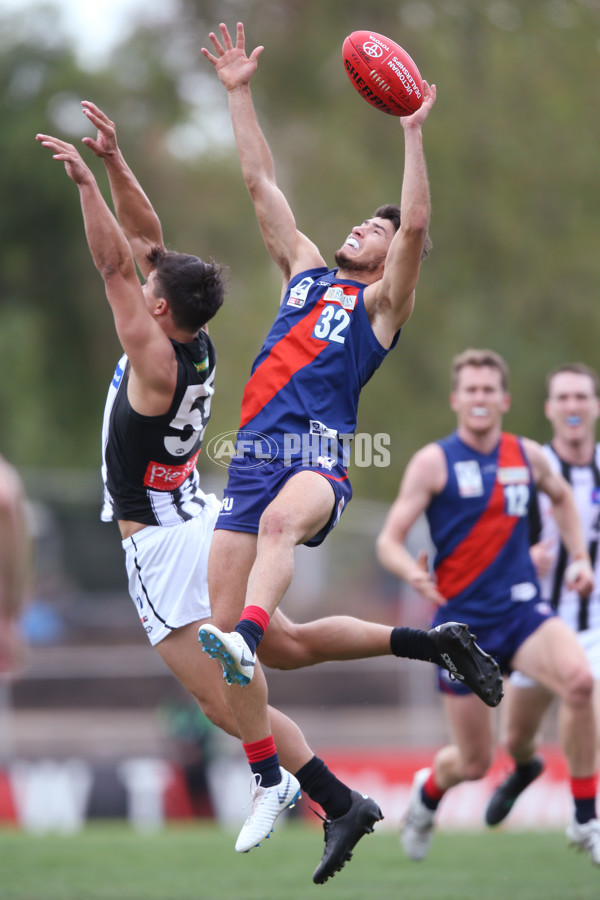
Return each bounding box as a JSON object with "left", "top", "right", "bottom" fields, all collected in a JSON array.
[{"left": 1, "top": 822, "right": 598, "bottom": 900}]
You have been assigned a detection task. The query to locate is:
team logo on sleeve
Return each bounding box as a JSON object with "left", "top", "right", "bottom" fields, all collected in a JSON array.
[
  {"left": 454, "top": 461, "right": 484, "bottom": 497},
  {"left": 287, "top": 276, "right": 314, "bottom": 308}
]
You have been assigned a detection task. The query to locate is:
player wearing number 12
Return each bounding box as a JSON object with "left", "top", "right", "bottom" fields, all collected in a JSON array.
[{"left": 376, "top": 349, "right": 600, "bottom": 866}]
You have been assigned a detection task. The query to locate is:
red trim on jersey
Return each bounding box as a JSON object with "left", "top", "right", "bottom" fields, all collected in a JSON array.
[
  {"left": 318, "top": 470, "right": 349, "bottom": 482},
  {"left": 239, "top": 296, "right": 336, "bottom": 429},
  {"left": 435, "top": 433, "right": 527, "bottom": 600}
]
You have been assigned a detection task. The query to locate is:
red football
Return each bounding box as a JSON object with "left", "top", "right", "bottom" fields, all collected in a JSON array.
[{"left": 342, "top": 30, "right": 423, "bottom": 117}]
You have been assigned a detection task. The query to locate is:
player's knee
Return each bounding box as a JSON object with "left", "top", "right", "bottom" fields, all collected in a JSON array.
[
  {"left": 564, "top": 663, "right": 594, "bottom": 708},
  {"left": 258, "top": 506, "right": 295, "bottom": 543}
]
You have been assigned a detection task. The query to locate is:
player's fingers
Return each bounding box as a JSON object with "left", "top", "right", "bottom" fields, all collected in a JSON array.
[
  {"left": 36, "top": 134, "right": 69, "bottom": 152},
  {"left": 236, "top": 21, "right": 245, "bottom": 49},
  {"left": 416, "top": 549, "right": 429, "bottom": 571},
  {"left": 219, "top": 22, "right": 233, "bottom": 50},
  {"left": 207, "top": 32, "right": 224, "bottom": 56},
  {"left": 81, "top": 100, "right": 110, "bottom": 124}
]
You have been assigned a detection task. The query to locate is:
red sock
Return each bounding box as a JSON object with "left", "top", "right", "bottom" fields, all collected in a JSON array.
[
  {"left": 241, "top": 605, "right": 270, "bottom": 633},
  {"left": 243, "top": 735, "right": 280, "bottom": 788},
  {"left": 423, "top": 770, "right": 446, "bottom": 803},
  {"left": 570, "top": 774, "right": 598, "bottom": 799},
  {"left": 243, "top": 735, "right": 277, "bottom": 764},
  {"left": 570, "top": 774, "right": 598, "bottom": 823}
]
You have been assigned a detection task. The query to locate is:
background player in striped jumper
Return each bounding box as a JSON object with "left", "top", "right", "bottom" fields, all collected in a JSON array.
[
  {"left": 376, "top": 349, "right": 600, "bottom": 866},
  {"left": 37, "top": 104, "right": 500, "bottom": 884},
  {"left": 196, "top": 19, "right": 453, "bottom": 858},
  {"left": 485, "top": 363, "right": 600, "bottom": 830}
]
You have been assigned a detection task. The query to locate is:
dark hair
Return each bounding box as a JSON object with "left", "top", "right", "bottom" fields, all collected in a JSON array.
[
  {"left": 146, "top": 246, "right": 226, "bottom": 333},
  {"left": 372, "top": 203, "right": 433, "bottom": 259},
  {"left": 451, "top": 348, "right": 510, "bottom": 392},
  {"left": 546, "top": 362, "right": 600, "bottom": 398}
]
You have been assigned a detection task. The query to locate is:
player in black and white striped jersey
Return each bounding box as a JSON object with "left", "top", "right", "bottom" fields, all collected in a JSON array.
[{"left": 37, "top": 102, "right": 386, "bottom": 880}]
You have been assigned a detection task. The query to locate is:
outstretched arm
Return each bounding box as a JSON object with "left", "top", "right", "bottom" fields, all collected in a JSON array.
[
  {"left": 364, "top": 82, "right": 436, "bottom": 346},
  {"left": 202, "top": 22, "right": 323, "bottom": 282},
  {"left": 36, "top": 133, "right": 175, "bottom": 406},
  {"left": 81, "top": 101, "right": 164, "bottom": 280},
  {"left": 0, "top": 457, "right": 30, "bottom": 672},
  {"left": 0, "top": 457, "right": 30, "bottom": 618},
  {"left": 376, "top": 443, "right": 447, "bottom": 607}
]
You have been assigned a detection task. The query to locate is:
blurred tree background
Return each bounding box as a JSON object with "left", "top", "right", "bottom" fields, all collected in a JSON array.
[{"left": 2, "top": 0, "right": 600, "bottom": 501}]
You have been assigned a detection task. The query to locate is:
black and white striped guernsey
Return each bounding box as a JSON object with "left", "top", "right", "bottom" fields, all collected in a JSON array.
[
  {"left": 534, "top": 442, "right": 600, "bottom": 633},
  {"left": 101, "top": 330, "right": 216, "bottom": 527}
]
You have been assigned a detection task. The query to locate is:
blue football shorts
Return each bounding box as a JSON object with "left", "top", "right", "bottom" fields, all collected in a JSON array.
[
  {"left": 435, "top": 599, "right": 556, "bottom": 696},
  {"left": 214, "top": 455, "right": 353, "bottom": 547}
]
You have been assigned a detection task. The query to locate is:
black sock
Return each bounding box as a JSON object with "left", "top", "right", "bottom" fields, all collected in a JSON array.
[
  {"left": 390, "top": 627, "right": 440, "bottom": 663},
  {"left": 295, "top": 756, "right": 352, "bottom": 819},
  {"left": 234, "top": 620, "right": 264, "bottom": 655},
  {"left": 575, "top": 797, "right": 597, "bottom": 824}
]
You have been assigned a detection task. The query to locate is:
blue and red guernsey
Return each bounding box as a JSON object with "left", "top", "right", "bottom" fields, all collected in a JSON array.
[
  {"left": 237, "top": 267, "right": 398, "bottom": 465},
  {"left": 427, "top": 431, "right": 540, "bottom": 630}
]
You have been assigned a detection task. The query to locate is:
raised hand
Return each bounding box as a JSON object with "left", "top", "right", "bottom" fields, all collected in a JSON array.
[
  {"left": 402, "top": 80, "right": 437, "bottom": 130},
  {"left": 35, "top": 133, "right": 92, "bottom": 184},
  {"left": 81, "top": 101, "right": 118, "bottom": 159},
  {"left": 201, "top": 21, "right": 264, "bottom": 91}
]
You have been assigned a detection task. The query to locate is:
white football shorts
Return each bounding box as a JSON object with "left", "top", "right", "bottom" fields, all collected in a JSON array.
[
  {"left": 511, "top": 625, "right": 600, "bottom": 687},
  {"left": 122, "top": 493, "right": 221, "bottom": 646}
]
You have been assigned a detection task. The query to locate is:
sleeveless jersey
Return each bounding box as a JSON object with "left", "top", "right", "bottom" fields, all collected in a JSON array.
[
  {"left": 534, "top": 442, "right": 600, "bottom": 633},
  {"left": 236, "top": 268, "right": 399, "bottom": 466},
  {"left": 427, "top": 431, "right": 540, "bottom": 629},
  {"left": 101, "top": 331, "right": 216, "bottom": 527}
]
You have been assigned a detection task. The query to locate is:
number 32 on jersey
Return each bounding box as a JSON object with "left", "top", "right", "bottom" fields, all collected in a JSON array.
[{"left": 312, "top": 305, "right": 351, "bottom": 344}]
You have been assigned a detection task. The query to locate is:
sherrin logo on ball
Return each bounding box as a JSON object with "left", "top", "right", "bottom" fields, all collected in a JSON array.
[{"left": 342, "top": 30, "right": 423, "bottom": 117}]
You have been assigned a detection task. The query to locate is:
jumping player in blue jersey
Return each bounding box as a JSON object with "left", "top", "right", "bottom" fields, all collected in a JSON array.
[
  {"left": 198, "top": 20, "right": 439, "bottom": 860},
  {"left": 377, "top": 349, "right": 600, "bottom": 866}
]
